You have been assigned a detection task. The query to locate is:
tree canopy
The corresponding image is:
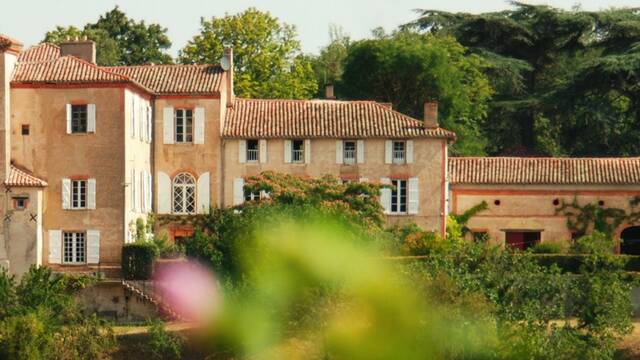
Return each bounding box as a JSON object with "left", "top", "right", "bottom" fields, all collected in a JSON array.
[
  {"left": 409, "top": 2, "right": 640, "bottom": 156},
  {"left": 43, "top": 7, "right": 172, "bottom": 66},
  {"left": 179, "top": 8, "right": 318, "bottom": 99}
]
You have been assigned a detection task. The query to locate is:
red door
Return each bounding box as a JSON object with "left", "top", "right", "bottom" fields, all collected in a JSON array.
[{"left": 506, "top": 232, "right": 525, "bottom": 250}]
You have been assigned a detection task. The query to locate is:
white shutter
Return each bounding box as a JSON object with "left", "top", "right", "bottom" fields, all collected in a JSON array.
[
  {"left": 139, "top": 171, "right": 145, "bottom": 212},
  {"left": 131, "top": 169, "right": 137, "bottom": 212},
  {"left": 406, "top": 140, "right": 414, "bottom": 164},
  {"left": 86, "top": 230, "right": 100, "bottom": 264},
  {"left": 139, "top": 102, "right": 144, "bottom": 141},
  {"left": 48, "top": 230, "right": 62, "bottom": 264},
  {"left": 65, "top": 104, "right": 72, "bottom": 134},
  {"left": 87, "top": 104, "right": 96, "bottom": 133},
  {"left": 336, "top": 140, "right": 344, "bottom": 164},
  {"left": 163, "top": 107, "right": 174, "bottom": 144},
  {"left": 131, "top": 96, "right": 137, "bottom": 139},
  {"left": 157, "top": 172, "right": 171, "bottom": 214},
  {"left": 239, "top": 140, "right": 247, "bottom": 163},
  {"left": 197, "top": 172, "right": 210, "bottom": 214},
  {"left": 380, "top": 177, "right": 392, "bottom": 214},
  {"left": 233, "top": 178, "right": 245, "bottom": 205},
  {"left": 357, "top": 140, "right": 365, "bottom": 164},
  {"left": 408, "top": 177, "right": 419, "bottom": 214},
  {"left": 385, "top": 140, "right": 393, "bottom": 164},
  {"left": 259, "top": 139, "right": 268, "bottom": 163},
  {"left": 145, "top": 171, "right": 152, "bottom": 212},
  {"left": 284, "top": 140, "right": 292, "bottom": 163},
  {"left": 304, "top": 139, "right": 311, "bottom": 164},
  {"left": 61, "top": 178, "right": 71, "bottom": 209},
  {"left": 359, "top": 177, "right": 369, "bottom": 183},
  {"left": 147, "top": 105, "right": 153, "bottom": 143},
  {"left": 194, "top": 107, "right": 205, "bottom": 144},
  {"left": 87, "top": 178, "right": 96, "bottom": 210}
]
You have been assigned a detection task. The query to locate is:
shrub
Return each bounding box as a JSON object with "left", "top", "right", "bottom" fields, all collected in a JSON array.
[
  {"left": 571, "top": 231, "right": 614, "bottom": 254},
  {"left": 122, "top": 242, "right": 158, "bottom": 280},
  {"left": 386, "top": 223, "right": 442, "bottom": 256},
  {"left": 529, "top": 242, "right": 565, "bottom": 254},
  {"left": 151, "top": 232, "right": 185, "bottom": 258},
  {"left": 147, "top": 319, "right": 183, "bottom": 360}
]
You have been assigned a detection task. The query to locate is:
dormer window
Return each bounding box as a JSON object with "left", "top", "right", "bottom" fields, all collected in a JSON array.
[{"left": 392, "top": 141, "right": 406, "bottom": 164}]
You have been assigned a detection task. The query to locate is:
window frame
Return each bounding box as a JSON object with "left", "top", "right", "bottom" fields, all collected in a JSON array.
[
  {"left": 70, "top": 104, "right": 88, "bottom": 134},
  {"left": 390, "top": 179, "right": 407, "bottom": 214},
  {"left": 71, "top": 180, "right": 87, "bottom": 210},
  {"left": 174, "top": 108, "right": 194, "bottom": 144},
  {"left": 172, "top": 173, "right": 196, "bottom": 214},
  {"left": 392, "top": 141, "right": 406, "bottom": 164},
  {"left": 292, "top": 139, "right": 305, "bottom": 163},
  {"left": 246, "top": 139, "right": 259, "bottom": 163},
  {"left": 343, "top": 140, "right": 357, "bottom": 164},
  {"left": 63, "top": 231, "right": 86, "bottom": 265}
]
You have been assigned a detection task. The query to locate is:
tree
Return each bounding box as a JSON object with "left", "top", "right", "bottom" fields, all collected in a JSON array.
[
  {"left": 179, "top": 8, "right": 318, "bottom": 99},
  {"left": 339, "top": 31, "right": 493, "bottom": 155},
  {"left": 43, "top": 7, "right": 172, "bottom": 66},
  {"left": 409, "top": 2, "right": 640, "bottom": 156},
  {"left": 311, "top": 25, "right": 351, "bottom": 96}
]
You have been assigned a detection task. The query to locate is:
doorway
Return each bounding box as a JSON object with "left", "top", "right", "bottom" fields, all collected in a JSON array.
[
  {"left": 621, "top": 226, "right": 640, "bottom": 255},
  {"left": 505, "top": 231, "right": 541, "bottom": 251}
]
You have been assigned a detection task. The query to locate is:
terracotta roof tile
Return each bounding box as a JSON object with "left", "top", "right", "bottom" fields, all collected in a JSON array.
[
  {"left": 223, "top": 98, "right": 456, "bottom": 139},
  {"left": 104, "top": 65, "right": 224, "bottom": 95},
  {"left": 12, "top": 56, "right": 131, "bottom": 84},
  {"left": 6, "top": 165, "right": 47, "bottom": 187},
  {"left": 18, "top": 43, "right": 60, "bottom": 62},
  {"left": 449, "top": 157, "right": 640, "bottom": 185}
]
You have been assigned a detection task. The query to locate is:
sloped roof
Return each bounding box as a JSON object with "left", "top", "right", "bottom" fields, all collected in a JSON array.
[
  {"left": 448, "top": 157, "right": 640, "bottom": 185},
  {"left": 223, "top": 98, "right": 456, "bottom": 139},
  {"left": 17, "top": 43, "right": 61, "bottom": 62},
  {"left": 6, "top": 165, "right": 47, "bottom": 187},
  {"left": 12, "top": 56, "right": 132, "bottom": 84},
  {"left": 104, "top": 65, "right": 224, "bottom": 95}
]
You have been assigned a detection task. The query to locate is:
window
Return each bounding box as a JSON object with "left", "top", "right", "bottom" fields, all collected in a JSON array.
[
  {"left": 14, "top": 197, "right": 28, "bottom": 210},
  {"left": 71, "top": 180, "right": 87, "bottom": 209},
  {"left": 392, "top": 141, "right": 406, "bottom": 164},
  {"left": 292, "top": 139, "right": 304, "bottom": 163},
  {"left": 172, "top": 173, "right": 196, "bottom": 214},
  {"left": 244, "top": 190, "right": 261, "bottom": 202},
  {"left": 246, "top": 139, "right": 259, "bottom": 162},
  {"left": 175, "top": 109, "right": 193, "bottom": 143},
  {"left": 71, "top": 105, "right": 88, "bottom": 134},
  {"left": 21, "top": 125, "right": 29, "bottom": 136},
  {"left": 343, "top": 140, "right": 356, "bottom": 164},
  {"left": 390, "top": 179, "right": 407, "bottom": 214},
  {"left": 63, "top": 232, "right": 85, "bottom": 264},
  {"left": 473, "top": 231, "right": 489, "bottom": 243}
]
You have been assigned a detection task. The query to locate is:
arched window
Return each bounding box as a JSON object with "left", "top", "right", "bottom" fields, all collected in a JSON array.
[{"left": 172, "top": 173, "right": 196, "bottom": 214}]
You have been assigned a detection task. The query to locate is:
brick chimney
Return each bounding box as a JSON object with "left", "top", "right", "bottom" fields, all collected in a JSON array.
[
  {"left": 325, "top": 84, "right": 336, "bottom": 99},
  {"left": 60, "top": 37, "right": 96, "bottom": 64},
  {"left": 423, "top": 101, "right": 438, "bottom": 129}
]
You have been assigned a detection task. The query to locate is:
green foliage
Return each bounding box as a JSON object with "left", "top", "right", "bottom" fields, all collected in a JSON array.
[
  {"left": 556, "top": 197, "right": 640, "bottom": 239},
  {"left": 43, "top": 6, "right": 172, "bottom": 66},
  {"left": 571, "top": 231, "right": 615, "bottom": 255},
  {"left": 122, "top": 242, "right": 158, "bottom": 280},
  {"left": 0, "top": 267, "right": 115, "bottom": 359},
  {"left": 151, "top": 231, "right": 184, "bottom": 258},
  {"left": 179, "top": 8, "right": 317, "bottom": 99},
  {"left": 386, "top": 223, "right": 442, "bottom": 256},
  {"left": 147, "top": 319, "right": 183, "bottom": 360},
  {"left": 340, "top": 31, "right": 493, "bottom": 155},
  {"left": 529, "top": 241, "right": 565, "bottom": 254},
  {"left": 311, "top": 25, "right": 351, "bottom": 95},
  {"left": 452, "top": 201, "right": 488, "bottom": 237}
]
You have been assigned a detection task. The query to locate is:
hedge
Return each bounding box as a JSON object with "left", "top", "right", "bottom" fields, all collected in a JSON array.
[
  {"left": 532, "top": 254, "right": 640, "bottom": 273},
  {"left": 122, "top": 243, "right": 158, "bottom": 280}
]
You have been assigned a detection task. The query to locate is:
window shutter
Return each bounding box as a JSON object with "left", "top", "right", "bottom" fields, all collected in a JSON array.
[
  {"left": 194, "top": 107, "right": 205, "bottom": 144},
  {"left": 408, "top": 177, "right": 419, "bottom": 214},
  {"left": 359, "top": 177, "right": 369, "bottom": 183},
  {"left": 61, "top": 178, "right": 71, "bottom": 209},
  {"left": 157, "top": 172, "right": 171, "bottom": 214},
  {"left": 284, "top": 140, "right": 292, "bottom": 163},
  {"left": 380, "top": 177, "right": 392, "bottom": 214},
  {"left": 406, "top": 140, "right": 414, "bottom": 164},
  {"left": 259, "top": 139, "right": 268, "bottom": 163},
  {"left": 197, "top": 172, "right": 210, "bottom": 214},
  {"left": 87, "top": 104, "right": 96, "bottom": 133},
  {"left": 385, "top": 140, "right": 393, "bottom": 164},
  {"left": 239, "top": 140, "right": 247, "bottom": 163},
  {"left": 139, "top": 103, "right": 144, "bottom": 141},
  {"left": 233, "top": 178, "right": 245, "bottom": 205},
  {"left": 336, "top": 140, "right": 343, "bottom": 164},
  {"left": 131, "top": 169, "right": 136, "bottom": 212},
  {"left": 65, "top": 104, "right": 72, "bottom": 134},
  {"left": 87, "top": 178, "right": 96, "bottom": 210},
  {"left": 163, "top": 107, "right": 174, "bottom": 144},
  {"left": 86, "top": 230, "right": 100, "bottom": 264},
  {"left": 131, "top": 96, "right": 137, "bottom": 139},
  {"left": 305, "top": 139, "right": 311, "bottom": 164},
  {"left": 147, "top": 105, "right": 153, "bottom": 143},
  {"left": 357, "top": 140, "right": 365, "bottom": 164},
  {"left": 48, "top": 230, "right": 62, "bottom": 264},
  {"left": 145, "top": 171, "right": 152, "bottom": 212},
  {"left": 139, "top": 171, "right": 145, "bottom": 212}
]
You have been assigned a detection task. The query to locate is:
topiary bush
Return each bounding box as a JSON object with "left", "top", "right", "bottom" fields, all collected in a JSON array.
[
  {"left": 529, "top": 242, "right": 565, "bottom": 254},
  {"left": 122, "top": 242, "right": 158, "bottom": 280}
]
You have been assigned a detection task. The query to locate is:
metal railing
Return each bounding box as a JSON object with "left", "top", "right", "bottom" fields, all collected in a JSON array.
[
  {"left": 393, "top": 150, "right": 405, "bottom": 163},
  {"left": 344, "top": 149, "right": 356, "bottom": 164},
  {"left": 292, "top": 149, "right": 304, "bottom": 162},
  {"left": 247, "top": 148, "right": 259, "bottom": 162}
]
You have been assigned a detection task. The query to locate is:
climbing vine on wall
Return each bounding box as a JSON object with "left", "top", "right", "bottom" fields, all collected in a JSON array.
[
  {"left": 554, "top": 196, "right": 640, "bottom": 238},
  {"left": 453, "top": 200, "right": 488, "bottom": 236}
]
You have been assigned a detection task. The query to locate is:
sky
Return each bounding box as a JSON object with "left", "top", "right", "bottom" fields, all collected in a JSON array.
[{"left": 1, "top": 0, "right": 638, "bottom": 56}]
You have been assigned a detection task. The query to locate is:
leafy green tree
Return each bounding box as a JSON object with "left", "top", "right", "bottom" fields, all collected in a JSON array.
[
  {"left": 43, "top": 7, "right": 172, "bottom": 66},
  {"left": 179, "top": 8, "right": 318, "bottom": 99},
  {"left": 339, "top": 31, "right": 493, "bottom": 155},
  {"left": 311, "top": 25, "right": 351, "bottom": 96}
]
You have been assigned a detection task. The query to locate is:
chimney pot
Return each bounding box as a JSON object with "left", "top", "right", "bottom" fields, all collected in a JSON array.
[
  {"left": 325, "top": 84, "right": 335, "bottom": 99},
  {"left": 423, "top": 101, "right": 438, "bottom": 128}
]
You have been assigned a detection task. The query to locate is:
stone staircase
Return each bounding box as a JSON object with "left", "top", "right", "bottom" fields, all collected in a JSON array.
[{"left": 121, "top": 280, "right": 183, "bottom": 321}]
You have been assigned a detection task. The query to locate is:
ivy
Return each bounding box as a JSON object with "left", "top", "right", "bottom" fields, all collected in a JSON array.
[{"left": 555, "top": 196, "right": 640, "bottom": 238}]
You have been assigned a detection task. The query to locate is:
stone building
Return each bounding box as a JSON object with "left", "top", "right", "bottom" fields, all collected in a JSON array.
[{"left": 0, "top": 33, "right": 639, "bottom": 276}]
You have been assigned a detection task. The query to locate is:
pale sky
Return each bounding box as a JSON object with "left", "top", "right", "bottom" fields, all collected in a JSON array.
[{"left": 1, "top": 0, "right": 638, "bottom": 56}]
